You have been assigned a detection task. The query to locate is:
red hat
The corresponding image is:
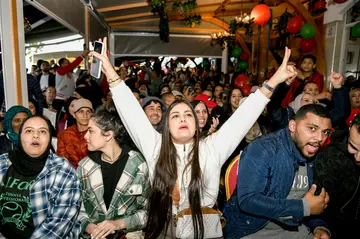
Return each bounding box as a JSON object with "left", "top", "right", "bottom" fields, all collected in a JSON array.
[{"left": 195, "top": 94, "right": 217, "bottom": 109}]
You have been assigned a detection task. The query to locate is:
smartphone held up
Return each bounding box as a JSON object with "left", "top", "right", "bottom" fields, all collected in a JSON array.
[{"left": 90, "top": 41, "right": 104, "bottom": 79}]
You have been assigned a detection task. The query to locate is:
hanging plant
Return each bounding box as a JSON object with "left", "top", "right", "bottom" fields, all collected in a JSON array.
[
  {"left": 149, "top": 0, "right": 169, "bottom": 43},
  {"left": 184, "top": 15, "right": 202, "bottom": 27},
  {"left": 274, "top": 9, "right": 294, "bottom": 47},
  {"left": 150, "top": 0, "right": 165, "bottom": 12},
  {"left": 229, "top": 18, "right": 255, "bottom": 37}
]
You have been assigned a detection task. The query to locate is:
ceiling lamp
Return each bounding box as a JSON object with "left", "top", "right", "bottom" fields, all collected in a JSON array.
[{"left": 210, "top": 31, "right": 235, "bottom": 50}]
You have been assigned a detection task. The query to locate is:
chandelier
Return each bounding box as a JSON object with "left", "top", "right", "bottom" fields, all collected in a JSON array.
[
  {"left": 234, "top": 13, "right": 251, "bottom": 24},
  {"left": 210, "top": 31, "right": 235, "bottom": 50},
  {"left": 210, "top": 31, "right": 233, "bottom": 40}
]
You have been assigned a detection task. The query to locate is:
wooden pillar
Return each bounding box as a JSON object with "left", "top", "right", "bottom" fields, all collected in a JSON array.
[{"left": 0, "top": 0, "right": 28, "bottom": 109}]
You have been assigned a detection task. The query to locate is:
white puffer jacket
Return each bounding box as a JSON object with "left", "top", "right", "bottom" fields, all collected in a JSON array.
[{"left": 111, "top": 81, "right": 269, "bottom": 235}]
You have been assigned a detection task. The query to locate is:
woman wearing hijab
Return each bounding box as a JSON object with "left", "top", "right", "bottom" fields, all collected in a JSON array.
[
  {"left": 77, "top": 100, "right": 148, "bottom": 239},
  {"left": 0, "top": 115, "right": 81, "bottom": 238},
  {"left": 0, "top": 106, "right": 32, "bottom": 155},
  {"left": 91, "top": 38, "right": 297, "bottom": 238}
]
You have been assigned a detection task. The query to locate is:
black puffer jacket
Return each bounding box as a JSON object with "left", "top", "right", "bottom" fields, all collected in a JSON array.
[{"left": 314, "top": 134, "right": 360, "bottom": 239}]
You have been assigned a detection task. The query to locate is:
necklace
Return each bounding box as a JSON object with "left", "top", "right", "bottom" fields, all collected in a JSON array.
[{"left": 101, "top": 153, "right": 120, "bottom": 164}]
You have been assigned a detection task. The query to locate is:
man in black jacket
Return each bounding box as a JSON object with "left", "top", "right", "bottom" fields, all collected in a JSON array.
[{"left": 314, "top": 113, "right": 360, "bottom": 238}]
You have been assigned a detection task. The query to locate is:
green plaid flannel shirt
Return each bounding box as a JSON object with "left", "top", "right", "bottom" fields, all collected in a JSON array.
[{"left": 76, "top": 150, "right": 149, "bottom": 238}]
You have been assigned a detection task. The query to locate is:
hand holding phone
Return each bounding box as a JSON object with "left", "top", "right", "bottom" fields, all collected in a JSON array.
[{"left": 90, "top": 41, "right": 104, "bottom": 79}]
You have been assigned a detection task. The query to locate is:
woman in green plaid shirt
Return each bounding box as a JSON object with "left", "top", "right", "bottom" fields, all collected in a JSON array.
[{"left": 76, "top": 100, "right": 149, "bottom": 239}]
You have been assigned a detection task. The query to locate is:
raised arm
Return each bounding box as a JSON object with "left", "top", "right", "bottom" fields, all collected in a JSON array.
[
  {"left": 89, "top": 38, "right": 161, "bottom": 162},
  {"left": 211, "top": 48, "right": 298, "bottom": 165},
  {"left": 329, "top": 72, "right": 350, "bottom": 127}
]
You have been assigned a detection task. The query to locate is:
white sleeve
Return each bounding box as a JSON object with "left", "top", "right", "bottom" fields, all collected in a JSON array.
[
  {"left": 110, "top": 81, "right": 161, "bottom": 162},
  {"left": 210, "top": 90, "right": 270, "bottom": 166}
]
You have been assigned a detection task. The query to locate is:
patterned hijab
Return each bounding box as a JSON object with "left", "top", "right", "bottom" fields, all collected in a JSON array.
[{"left": 3, "top": 106, "right": 32, "bottom": 147}]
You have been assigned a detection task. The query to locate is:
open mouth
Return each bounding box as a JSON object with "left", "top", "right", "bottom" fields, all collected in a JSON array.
[
  {"left": 31, "top": 142, "right": 40, "bottom": 146},
  {"left": 179, "top": 125, "right": 188, "bottom": 130},
  {"left": 306, "top": 142, "right": 319, "bottom": 154}
]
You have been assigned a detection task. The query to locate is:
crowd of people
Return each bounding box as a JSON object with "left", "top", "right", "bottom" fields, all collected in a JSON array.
[{"left": 0, "top": 36, "right": 358, "bottom": 239}]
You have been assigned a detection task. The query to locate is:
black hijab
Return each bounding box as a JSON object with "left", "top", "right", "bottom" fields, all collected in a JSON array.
[{"left": 8, "top": 115, "right": 54, "bottom": 177}]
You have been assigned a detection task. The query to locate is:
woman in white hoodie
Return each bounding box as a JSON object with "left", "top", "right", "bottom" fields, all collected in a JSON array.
[{"left": 90, "top": 37, "right": 297, "bottom": 239}]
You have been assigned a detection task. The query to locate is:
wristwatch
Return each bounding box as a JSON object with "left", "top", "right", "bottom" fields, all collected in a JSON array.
[{"left": 263, "top": 80, "right": 274, "bottom": 92}]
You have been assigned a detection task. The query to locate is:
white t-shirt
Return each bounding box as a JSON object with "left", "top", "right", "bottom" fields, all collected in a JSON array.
[{"left": 40, "top": 74, "right": 49, "bottom": 91}]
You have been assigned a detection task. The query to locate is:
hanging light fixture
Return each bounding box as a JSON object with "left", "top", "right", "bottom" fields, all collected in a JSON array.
[{"left": 210, "top": 8, "right": 235, "bottom": 49}]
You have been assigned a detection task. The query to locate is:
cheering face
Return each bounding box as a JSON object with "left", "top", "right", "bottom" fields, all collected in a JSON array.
[
  {"left": 144, "top": 102, "right": 162, "bottom": 126},
  {"left": 214, "top": 86, "right": 224, "bottom": 99},
  {"left": 351, "top": 90, "right": 360, "bottom": 109},
  {"left": 230, "top": 89, "right": 243, "bottom": 110},
  {"left": 195, "top": 102, "right": 208, "bottom": 129},
  {"left": 301, "top": 93, "right": 316, "bottom": 107},
  {"left": 45, "top": 87, "right": 56, "bottom": 103},
  {"left": 74, "top": 108, "right": 93, "bottom": 127},
  {"left": 161, "top": 87, "right": 171, "bottom": 95},
  {"left": 119, "top": 67, "right": 127, "bottom": 80},
  {"left": 28, "top": 102, "right": 36, "bottom": 116},
  {"left": 21, "top": 117, "right": 50, "bottom": 158},
  {"left": 300, "top": 58, "right": 316, "bottom": 73},
  {"left": 289, "top": 112, "right": 332, "bottom": 158},
  {"left": 12, "top": 112, "right": 29, "bottom": 134},
  {"left": 303, "top": 82, "right": 320, "bottom": 96},
  {"left": 169, "top": 103, "right": 196, "bottom": 144},
  {"left": 347, "top": 126, "right": 360, "bottom": 165}
]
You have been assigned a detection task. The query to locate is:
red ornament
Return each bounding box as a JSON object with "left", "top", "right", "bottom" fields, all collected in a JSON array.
[
  {"left": 299, "top": 38, "right": 316, "bottom": 52},
  {"left": 313, "top": 1, "right": 327, "bottom": 14},
  {"left": 286, "top": 15, "right": 304, "bottom": 33},
  {"left": 234, "top": 74, "right": 250, "bottom": 88},
  {"left": 241, "top": 85, "right": 252, "bottom": 96},
  {"left": 240, "top": 52, "right": 250, "bottom": 61},
  {"left": 250, "top": 4, "right": 271, "bottom": 25}
]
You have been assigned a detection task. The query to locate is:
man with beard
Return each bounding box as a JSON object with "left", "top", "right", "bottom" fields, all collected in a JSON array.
[
  {"left": 141, "top": 96, "right": 166, "bottom": 133},
  {"left": 313, "top": 113, "right": 360, "bottom": 238},
  {"left": 223, "top": 104, "right": 332, "bottom": 239},
  {"left": 37, "top": 61, "right": 55, "bottom": 91}
]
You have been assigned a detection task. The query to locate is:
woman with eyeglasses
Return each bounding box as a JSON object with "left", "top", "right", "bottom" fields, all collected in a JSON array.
[
  {"left": 0, "top": 106, "right": 32, "bottom": 155},
  {"left": 90, "top": 37, "right": 297, "bottom": 238}
]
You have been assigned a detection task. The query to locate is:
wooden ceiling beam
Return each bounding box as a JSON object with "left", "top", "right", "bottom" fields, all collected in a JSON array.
[
  {"left": 109, "top": 18, "right": 160, "bottom": 27},
  {"left": 214, "top": 8, "right": 254, "bottom": 17},
  {"left": 111, "top": 25, "right": 222, "bottom": 33},
  {"left": 105, "top": 12, "right": 154, "bottom": 22},
  {"left": 98, "top": 2, "right": 149, "bottom": 13}
]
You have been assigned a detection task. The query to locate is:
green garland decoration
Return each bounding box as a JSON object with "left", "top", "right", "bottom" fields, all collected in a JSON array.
[
  {"left": 172, "top": 0, "right": 198, "bottom": 15},
  {"left": 184, "top": 15, "right": 202, "bottom": 27}
]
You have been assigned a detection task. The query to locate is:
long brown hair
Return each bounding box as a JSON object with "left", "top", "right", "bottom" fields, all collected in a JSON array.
[{"left": 145, "top": 99, "right": 204, "bottom": 239}]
